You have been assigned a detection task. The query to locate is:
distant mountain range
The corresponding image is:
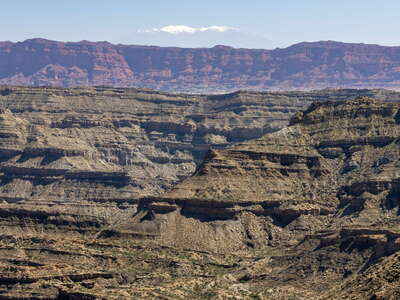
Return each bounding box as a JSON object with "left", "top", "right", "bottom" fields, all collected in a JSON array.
[
  {"left": 120, "top": 25, "right": 280, "bottom": 49},
  {"left": 2, "top": 38, "right": 400, "bottom": 92}
]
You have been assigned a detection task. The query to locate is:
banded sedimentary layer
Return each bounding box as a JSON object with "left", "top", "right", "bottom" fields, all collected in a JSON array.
[
  {"left": 2, "top": 85, "right": 399, "bottom": 203},
  {"left": 124, "top": 96, "right": 400, "bottom": 298},
  {"left": 4, "top": 39, "right": 400, "bottom": 92},
  {"left": 0, "top": 87, "right": 400, "bottom": 298}
]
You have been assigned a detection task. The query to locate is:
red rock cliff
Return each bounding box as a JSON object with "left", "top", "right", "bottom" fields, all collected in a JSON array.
[{"left": 2, "top": 39, "right": 400, "bottom": 92}]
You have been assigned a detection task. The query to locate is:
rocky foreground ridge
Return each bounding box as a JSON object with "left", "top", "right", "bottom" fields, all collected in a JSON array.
[
  {"left": 5, "top": 39, "right": 400, "bottom": 92},
  {"left": 0, "top": 87, "right": 399, "bottom": 298}
]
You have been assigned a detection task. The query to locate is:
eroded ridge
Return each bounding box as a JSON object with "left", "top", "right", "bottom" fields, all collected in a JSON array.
[{"left": 1, "top": 94, "right": 400, "bottom": 298}]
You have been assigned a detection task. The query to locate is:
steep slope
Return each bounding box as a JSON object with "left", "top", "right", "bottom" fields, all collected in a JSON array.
[
  {"left": 5, "top": 39, "right": 400, "bottom": 92},
  {"left": 119, "top": 96, "right": 400, "bottom": 298},
  {"left": 325, "top": 251, "right": 400, "bottom": 299},
  {"left": 129, "top": 97, "right": 400, "bottom": 250},
  {"left": 2, "top": 86, "right": 399, "bottom": 203},
  {"left": 0, "top": 89, "right": 400, "bottom": 298}
]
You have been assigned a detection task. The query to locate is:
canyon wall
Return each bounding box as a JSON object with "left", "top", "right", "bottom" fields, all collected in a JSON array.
[
  {"left": 0, "top": 87, "right": 400, "bottom": 298},
  {"left": 4, "top": 39, "right": 400, "bottom": 92}
]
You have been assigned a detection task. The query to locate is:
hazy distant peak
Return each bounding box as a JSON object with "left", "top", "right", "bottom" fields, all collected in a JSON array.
[
  {"left": 139, "top": 25, "right": 238, "bottom": 34},
  {"left": 121, "top": 26, "right": 279, "bottom": 49}
]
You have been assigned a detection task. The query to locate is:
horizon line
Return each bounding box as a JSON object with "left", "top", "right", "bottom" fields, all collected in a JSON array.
[{"left": 1, "top": 38, "right": 397, "bottom": 51}]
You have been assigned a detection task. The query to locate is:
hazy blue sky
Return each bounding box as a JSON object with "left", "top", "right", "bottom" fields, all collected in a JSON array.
[{"left": 1, "top": 0, "right": 400, "bottom": 48}]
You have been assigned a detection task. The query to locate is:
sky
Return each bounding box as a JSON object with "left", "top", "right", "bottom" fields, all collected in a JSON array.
[{"left": 1, "top": 0, "right": 400, "bottom": 48}]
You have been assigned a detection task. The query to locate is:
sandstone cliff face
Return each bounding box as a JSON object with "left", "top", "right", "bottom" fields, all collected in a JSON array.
[
  {"left": 2, "top": 86, "right": 396, "bottom": 203},
  {"left": 5, "top": 39, "right": 400, "bottom": 92},
  {"left": 1, "top": 88, "right": 400, "bottom": 298},
  {"left": 133, "top": 97, "right": 400, "bottom": 249},
  {"left": 123, "top": 96, "right": 400, "bottom": 298}
]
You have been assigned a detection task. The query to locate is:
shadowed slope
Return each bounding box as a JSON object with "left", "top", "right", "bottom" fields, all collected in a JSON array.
[{"left": 0, "top": 90, "right": 400, "bottom": 298}]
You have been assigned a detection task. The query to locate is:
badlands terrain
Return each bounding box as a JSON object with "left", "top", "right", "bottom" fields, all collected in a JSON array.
[{"left": 0, "top": 86, "right": 399, "bottom": 299}]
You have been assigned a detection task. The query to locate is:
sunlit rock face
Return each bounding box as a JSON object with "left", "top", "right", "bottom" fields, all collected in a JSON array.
[
  {"left": 2, "top": 85, "right": 397, "bottom": 203},
  {"left": 4, "top": 39, "right": 400, "bottom": 92},
  {"left": 0, "top": 87, "right": 400, "bottom": 298},
  {"left": 135, "top": 97, "right": 400, "bottom": 251}
]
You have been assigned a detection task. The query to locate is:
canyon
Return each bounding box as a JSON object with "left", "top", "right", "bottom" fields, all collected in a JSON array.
[{"left": 0, "top": 86, "right": 399, "bottom": 299}]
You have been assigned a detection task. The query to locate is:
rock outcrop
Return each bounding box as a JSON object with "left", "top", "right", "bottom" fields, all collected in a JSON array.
[
  {"left": 1, "top": 87, "right": 400, "bottom": 298},
  {"left": 5, "top": 39, "right": 400, "bottom": 92},
  {"left": 128, "top": 97, "right": 399, "bottom": 250},
  {"left": 2, "top": 85, "right": 398, "bottom": 203},
  {"left": 113, "top": 96, "right": 400, "bottom": 298}
]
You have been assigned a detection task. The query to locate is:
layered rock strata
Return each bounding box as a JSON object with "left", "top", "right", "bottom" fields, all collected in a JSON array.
[
  {"left": 5, "top": 39, "right": 400, "bottom": 92},
  {"left": 105, "top": 96, "right": 400, "bottom": 298},
  {"left": 1, "top": 86, "right": 399, "bottom": 203},
  {"left": 130, "top": 97, "right": 400, "bottom": 250},
  {"left": 0, "top": 88, "right": 400, "bottom": 298}
]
